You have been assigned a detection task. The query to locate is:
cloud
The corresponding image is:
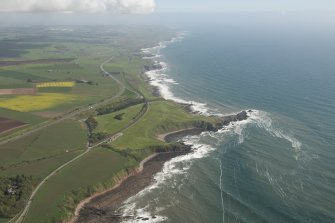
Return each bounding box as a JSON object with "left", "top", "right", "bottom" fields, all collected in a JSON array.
[{"left": 0, "top": 0, "right": 156, "bottom": 14}]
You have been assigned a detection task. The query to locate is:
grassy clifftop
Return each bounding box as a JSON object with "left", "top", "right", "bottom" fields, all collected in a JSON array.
[{"left": 113, "top": 100, "right": 218, "bottom": 149}]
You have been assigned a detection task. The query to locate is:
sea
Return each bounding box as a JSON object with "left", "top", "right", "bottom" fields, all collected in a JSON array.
[{"left": 119, "top": 18, "right": 335, "bottom": 223}]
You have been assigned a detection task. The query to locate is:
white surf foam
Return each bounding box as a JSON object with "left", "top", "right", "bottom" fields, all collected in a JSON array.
[
  {"left": 119, "top": 134, "right": 218, "bottom": 222},
  {"left": 142, "top": 32, "right": 303, "bottom": 155},
  {"left": 248, "top": 110, "right": 303, "bottom": 158},
  {"left": 119, "top": 117, "right": 253, "bottom": 222},
  {"left": 216, "top": 109, "right": 303, "bottom": 159},
  {"left": 119, "top": 109, "right": 305, "bottom": 221},
  {"left": 119, "top": 110, "right": 304, "bottom": 221},
  {"left": 121, "top": 33, "right": 305, "bottom": 221},
  {"left": 217, "top": 158, "right": 225, "bottom": 223},
  {"left": 142, "top": 32, "right": 212, "bottom": 115},
  {"left": 120, "top": 204, "right": 167, "bottom": 223}
]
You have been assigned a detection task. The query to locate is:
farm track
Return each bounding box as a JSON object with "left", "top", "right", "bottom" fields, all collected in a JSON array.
[
  {"left": 13, "top": 58, "right": 150, "bottom": 223},
  {"left": 0, "top": 58, "right": 124, "bottom": 146}
]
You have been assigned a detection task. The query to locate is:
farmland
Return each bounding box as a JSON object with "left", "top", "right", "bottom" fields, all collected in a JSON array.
[
  {"left": 0, "top": 119, "right": 87, "bottom": 221},
  {"left": 0, "top": 93, "right": 84, "bottom": 112},
  {"left": 36, "top": 81, "right": 75, "bottom": 88},
  {"left": 0, "top": 119, "right": 87, "bottom": 179},
  {"left": 0, "top": 88, "right": 36, "bottom": 96},
  {"left": 0, "top": 117, "right": 25, "bottom": 134},
  {"left": 0, "top": 108, "right": 44, "bottom": 126},
  {"left": 22, "top": 148, "right": 132, "bottom": 223},
  {"left": 0, "top": 25, "right": 217, "bottom": 223},
  {"left": 94, "top": 103, "right": 144, "bottom": 134},
  {"left": 112, "top": 100, "right": 218, "bottom": 150}
]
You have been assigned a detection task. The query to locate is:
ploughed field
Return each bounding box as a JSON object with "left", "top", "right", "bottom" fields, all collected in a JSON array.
[
  {"left": 0, "top": 88, "right": 36, "bottom": 95},
  {"left": 0, "top": 117, "right": 25, "bottom": 133}
]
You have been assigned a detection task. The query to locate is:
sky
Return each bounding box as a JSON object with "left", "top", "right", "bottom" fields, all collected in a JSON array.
[
  {"left": 0, "top": 0, "right": 334, "bottom": 14},
  {"left": 0, "top": 0, "right": 335, "bottom": 27},
  {"left": 156, "top": 0, "right": 335, "bottom": 12}
]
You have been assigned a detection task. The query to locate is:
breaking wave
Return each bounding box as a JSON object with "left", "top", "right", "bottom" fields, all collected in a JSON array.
[
  {"left": 142, "top": 32, "right": 211, "bottom": 115},
  {"left": 118, "top": 33, "right": 305, "bottom": 222}
]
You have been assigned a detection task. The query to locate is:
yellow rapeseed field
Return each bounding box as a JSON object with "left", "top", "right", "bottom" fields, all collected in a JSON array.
[
  {"left": 0, "top": 93, "right": 82, "bottom": 112},
  {"left": 36, "top": 81, "right": 75, "bottom": 88}
]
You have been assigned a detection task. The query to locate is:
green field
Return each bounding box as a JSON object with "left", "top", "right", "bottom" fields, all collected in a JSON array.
[
  {"left": 23, "top": 147, "right": 134, "bottom": 223},
  {"left": 0, "top": 218, "right": 9, "bottom": 223},
  {"left": 0, "top": 119, "right": 87, "bottom": 180},
  {"left": 112, "top": 100, "right": 217, "bottom": 149},
  {"left": 0, "top": 108, "right": 45, "bottom": 125},
  {"left": 94, "top": 103, "right": 144, "bottom": 134}
]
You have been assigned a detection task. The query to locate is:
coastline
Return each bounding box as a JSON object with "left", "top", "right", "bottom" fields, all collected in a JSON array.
[
  {"left": 69, "top": 33, "right": 250, "bottom": 223},
  {"left": 69, "top": 153, "right": 158, "bottom": 223},
  {"left": 69, "top": 109, "right": 249, "bottom": 223},
  {"left": 157, "top": 128, "right": 203, "bottom": 142},
  {"left": 69, "top": 36, "right": 199, "bottom": 223},
  {"left": 71, "top": 146, "right": 192, "bottom": 223}
]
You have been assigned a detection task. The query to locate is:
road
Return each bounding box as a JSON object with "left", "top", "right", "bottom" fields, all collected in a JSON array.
[
  {"left": 0, "top": 57, "right": 125, "bottom": 146},
  {"left": 14, "top": 58, "right": 150, "bottom": 223}
]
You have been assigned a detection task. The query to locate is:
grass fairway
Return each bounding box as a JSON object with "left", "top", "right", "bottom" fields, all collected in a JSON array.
[
  {"left": 23, "top": 147, "right": 133, "bottom": 223},
  {"left": 0, "top": 120, "right": 87, "bottom": 180},
  {"left": 95, "top": 103, "right": 144, "bottom": 134},
  {"left": 113, "top": 100, "right": 217, "bottom": 149},
  {"left": 0, "top": 93, "right": 84, "bottom": 112}
]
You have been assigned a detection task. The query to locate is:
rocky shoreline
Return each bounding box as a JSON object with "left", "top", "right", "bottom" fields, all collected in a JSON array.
[
  {"left": 71, "top": 110, "right": 250, "bottom": 223},
  {"left": 73, "top": 149, "right": 192, "bottom": 223}
]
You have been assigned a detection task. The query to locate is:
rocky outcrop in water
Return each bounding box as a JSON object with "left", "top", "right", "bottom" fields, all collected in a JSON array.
[
  {"left": 144, "top": 63, "right": 163, "bottom": 71},
  {"left": 220, "top": 110, "right": 248, "bottom": 126},
  {"left": 160, "top": 110, "right": 250, "bottom": 142}
]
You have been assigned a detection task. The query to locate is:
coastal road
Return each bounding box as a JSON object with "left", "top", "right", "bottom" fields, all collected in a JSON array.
[
  {"left": 0, "top": 57, "right": 125, "bottom": 146},
  {"left": 14, "top": 58, "right": 150, "bottom": 223}
]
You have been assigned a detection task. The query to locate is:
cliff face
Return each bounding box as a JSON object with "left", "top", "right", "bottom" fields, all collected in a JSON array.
[{"left": 161, "top": 110, "right": 250, "bottom": 143}]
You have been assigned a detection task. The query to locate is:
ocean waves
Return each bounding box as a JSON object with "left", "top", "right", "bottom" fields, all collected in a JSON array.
[
  {"left": 118, "top": 32, "right": 313, "bottom": 223},
  {"left": 142, "top": 32, "right": 211, "bottom": 115}
]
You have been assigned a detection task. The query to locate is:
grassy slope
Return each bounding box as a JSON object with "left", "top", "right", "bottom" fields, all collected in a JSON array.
[
  {"left": 23, "top": 147, "right": 133, "bottom": 223},
  {"left": 0, "top": 119, "right": 87, "bottom": 180},
  {"left": 94, "top": 104, "right": 144, "bottom": 134},
  {"left": 113, "top": 100, "right": 217, "bottom": 149}
]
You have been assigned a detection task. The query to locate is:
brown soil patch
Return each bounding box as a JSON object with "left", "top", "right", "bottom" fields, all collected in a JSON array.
[
  {"left": 0, "top": 88, "right": 36, "bottom": 95},
  {"left": 0, "top": 117, "right": 26, "bottom": 134}
]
